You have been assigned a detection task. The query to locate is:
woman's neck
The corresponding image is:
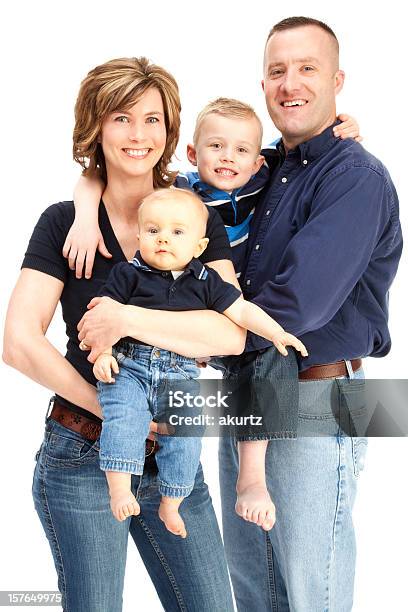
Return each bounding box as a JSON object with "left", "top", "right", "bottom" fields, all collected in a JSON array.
[{"left": 102, "top": 172, "right": 154, "bottom": 223}]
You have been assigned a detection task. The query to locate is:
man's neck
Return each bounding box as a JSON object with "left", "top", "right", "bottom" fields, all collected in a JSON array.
[{"left": 281, "top": 114, "right": 337, "bottom": 154}]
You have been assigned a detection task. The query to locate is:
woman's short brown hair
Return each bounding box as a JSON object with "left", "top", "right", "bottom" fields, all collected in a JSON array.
[{"left": 73, "top": 57, "right": 181, "bottom": 188}]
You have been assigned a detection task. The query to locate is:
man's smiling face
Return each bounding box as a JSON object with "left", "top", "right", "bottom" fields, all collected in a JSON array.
[{"left": 262, "top": 25, "right": 345, "bottom": 150}]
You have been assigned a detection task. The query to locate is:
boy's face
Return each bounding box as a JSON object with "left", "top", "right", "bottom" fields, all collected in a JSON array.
[
  {"left": 187, "top": 114, "right": 264, "bottom": 192},
  {"left": 138, "top": 196, "right": 209, "bottom": 271}
]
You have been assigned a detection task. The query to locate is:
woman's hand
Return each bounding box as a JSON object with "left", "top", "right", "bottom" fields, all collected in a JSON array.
[
  {"left": 62, "top": 219, "right": 112, "bottom": 280},
  {"left": 334, "top": 114, "right": 363, "bottom": 142},
  {"left": 78, "top": 296, "right": 129, "bottom": 362}
]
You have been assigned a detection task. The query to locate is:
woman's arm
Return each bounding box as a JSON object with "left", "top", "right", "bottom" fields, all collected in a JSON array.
[
  {"left": 3, "top": 269, "right": 101, "bottom": 417},
  {"left": 77, "top": 259, "right": 246, "bottom": 363}
]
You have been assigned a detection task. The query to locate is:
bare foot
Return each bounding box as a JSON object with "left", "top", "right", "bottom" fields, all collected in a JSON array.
[
  {"left": 235, "top": 483, "right": 276, "bottom": 531},
  {"left": 110, "top": 489, "right": 140, "bottom": 522},
  {"left": 158, "top": 497, "right": 187, "bottom": 538}
]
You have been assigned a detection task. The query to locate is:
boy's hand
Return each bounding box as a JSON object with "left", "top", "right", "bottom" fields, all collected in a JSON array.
[
  {"left": 270, "top": 332, "right": 308, "bottom": 358},
  {"left": 62, "top": 221, "right": 112, "bottom": 280},
  {"left": 93, "top": 353, "right": 119, "bottom": 383},
  {"left": 334, "top": 114, "right": 362, "bottom": 143}
]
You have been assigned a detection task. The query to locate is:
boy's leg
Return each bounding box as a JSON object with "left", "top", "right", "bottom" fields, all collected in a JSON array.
[
  {"left": 98, "top": 355, "right": 151, "bottom": 520},
  {"left": 220, "top": 370, "right": 367, "bottom": 612},
  {"left": 235, "top": 440, "right": 276, "bottom": 530}
]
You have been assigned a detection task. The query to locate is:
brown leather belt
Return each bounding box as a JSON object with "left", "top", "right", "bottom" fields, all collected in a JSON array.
[
  {"left": 299, "top": 359, "right": 362, "bottom": 381},
  {"left": 49, "top": 401, "right": 158, "bottom": 457}
]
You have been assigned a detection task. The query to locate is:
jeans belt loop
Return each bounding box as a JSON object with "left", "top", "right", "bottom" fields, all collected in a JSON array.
[{"left": 345, "top": 359, "right": 354, "bottom": 379}]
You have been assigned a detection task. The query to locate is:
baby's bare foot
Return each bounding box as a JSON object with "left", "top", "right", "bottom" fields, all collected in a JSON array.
[
  {"left": 236, "top": 483, "right": 276, "bottom": 531},
  {"left": 110, "top": 489, "right": 140, "bottom": 522},
  {"left": 158, "top": 497, "right": 187, "bottom": 538}
]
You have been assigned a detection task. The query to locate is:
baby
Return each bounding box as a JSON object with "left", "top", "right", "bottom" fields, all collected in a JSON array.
[
  {"left": 65, "top": 99, "right": 359, "bottom": 531},
  {"left": 92, "top": 187, "right": 306, "bottom": 537}
]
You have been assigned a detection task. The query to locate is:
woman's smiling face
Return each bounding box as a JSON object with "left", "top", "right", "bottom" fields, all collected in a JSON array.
[{"left": 100, "top": 87, "right": 167, "bottom": 182}]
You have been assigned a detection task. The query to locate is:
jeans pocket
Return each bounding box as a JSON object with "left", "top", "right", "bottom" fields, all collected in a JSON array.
[
  {"left": 351, "top": 437, "right": 368, "bottom": 477},
  {"left": 45, "top": 422, "right": 99, "bottom": 468}
]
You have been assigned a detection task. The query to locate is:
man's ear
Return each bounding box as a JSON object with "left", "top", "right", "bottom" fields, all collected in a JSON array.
[
  {"left": 187, "top": 143, "right": 198, "bottom": 166},
  {"left": 334, "top": 70, "right": 345, "bottom": 96},
  {"left": 252, "top": 154, "right": 265, "bottom": 174},
  {"left": 194, "top": 237, "right": 209, "bottom": 258}
]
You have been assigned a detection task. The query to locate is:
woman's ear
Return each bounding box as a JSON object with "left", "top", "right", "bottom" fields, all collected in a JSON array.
[{"left": 187, "top": 143, "right": 198, "bottom": 166}]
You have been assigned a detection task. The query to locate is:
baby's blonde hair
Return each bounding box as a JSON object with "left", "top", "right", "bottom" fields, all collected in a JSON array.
[
  {"left": 138, "top": 188, "right": 209, "bottom": 234},
  {"left": 193, "top": 97, "right": 263, "bottom": 149}
]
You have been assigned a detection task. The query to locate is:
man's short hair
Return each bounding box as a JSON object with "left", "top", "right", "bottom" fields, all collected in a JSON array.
[
  {"left": 193, "top": 97, "right": 263, "bottom": 149},
  {"left": 266, "top": 16, "right": 339, "bottom": 55}
]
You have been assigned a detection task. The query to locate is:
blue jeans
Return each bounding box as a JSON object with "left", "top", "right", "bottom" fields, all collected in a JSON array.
[
  {"left": 32, "top": 417, "right": 234, "bottom": 612},
  {"left": 98, "top": 343, "right": 201, "bottom": 498},
  {"left": 211, "top": 345, "right": 299, "bottom": 440},
  {"left": 219, "top": 365, "right": 367, "bottom": 612}
]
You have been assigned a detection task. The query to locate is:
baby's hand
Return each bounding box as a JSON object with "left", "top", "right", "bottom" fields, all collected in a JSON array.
[
  {"left": 93, "top": 354, "right": 119, "bottom": 383},
  {"left": 62, "top": 220, "right": 112, "bottom": 280},
  {"left": 271, "top": 332, "right": 308, "bottom": 358},
  {"left": 334, "top": 114, "right": 363, "bottom": 143}
]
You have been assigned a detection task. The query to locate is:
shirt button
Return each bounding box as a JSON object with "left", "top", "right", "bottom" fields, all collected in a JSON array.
[
  {"left": 154, "top": 350, "right": 161, "bottom": 358},
  {"left": 161, "top": 272, "right": 167, "bottom": 277},
  {"left": 281, "top": 177, "right": 288, "bottom": 183},
  {"left": 266, "top": 210, "right": 271, "bottom": 216},
  {"left": 303, "top": 159, "right": 308, "bottom": 165},
  {"left": 246, "top": 279, "right": 251, "bottom": 286},
  {"left": 255, "top": 244, "right": 260, "bottom": 250}
]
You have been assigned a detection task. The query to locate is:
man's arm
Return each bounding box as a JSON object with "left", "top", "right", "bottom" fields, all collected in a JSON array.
[{"left": 251, "top": 164, "right": 400, "bottom": 336}]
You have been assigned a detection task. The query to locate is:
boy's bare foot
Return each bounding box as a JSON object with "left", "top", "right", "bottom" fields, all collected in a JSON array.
[
  {"left": 110, "top": 489, "right": 140, "bottom": 522},
  {"left": 158, "top": 496, "right": 187, "bottom": 538},
  {"left": 236, "top": 483, "right": 276, "bottom": 531}
]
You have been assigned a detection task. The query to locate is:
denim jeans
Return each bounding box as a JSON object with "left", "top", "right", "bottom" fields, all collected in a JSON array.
[
  {"left": 219, "top": 365, "right": 367, "bottom": 612},
  {"left": 98, "top": 342, "right": 201, "bottom": 498},
  {"left": 32, "top": 417, "right": 234, "bottom": 612},
  {"left": 211, "top": 345, "right": 299, "bottom": 440}
]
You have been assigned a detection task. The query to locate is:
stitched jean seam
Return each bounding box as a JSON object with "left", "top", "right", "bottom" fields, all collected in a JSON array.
[{"left": 136, "top": 514, "right": 186, "bottom": 611}]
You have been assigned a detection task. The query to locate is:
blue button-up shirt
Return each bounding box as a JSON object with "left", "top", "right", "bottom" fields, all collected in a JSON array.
[{"left": 242, "top": 123, "right": 403, "bottom": 370}]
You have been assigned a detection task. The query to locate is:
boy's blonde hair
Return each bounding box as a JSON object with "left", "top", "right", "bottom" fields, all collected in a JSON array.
[
  {"left": 73, "top": 57, "right": 181, "bottom": 188},
  {"left": 193, "top": 97, "right": 263, "bottom": 149}
]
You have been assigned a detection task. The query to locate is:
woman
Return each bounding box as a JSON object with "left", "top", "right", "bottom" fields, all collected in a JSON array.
[{"left": 3, "top": 57, "right": 244, "bottom": 612}]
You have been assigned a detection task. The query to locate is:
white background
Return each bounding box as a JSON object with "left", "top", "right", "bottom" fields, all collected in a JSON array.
[{"left": 1, "top": 1, "right": 407, "bottom": 610}]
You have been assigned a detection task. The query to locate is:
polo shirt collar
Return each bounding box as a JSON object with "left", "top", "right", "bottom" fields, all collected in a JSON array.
[
  {"left": 185, "top": 171, "right": 242, "bottom": 200},
  {"left": 131, "top": 251, "right": 207, "bottom": 280},
  {"left": 275, "top": 120, "right": 341, "bottom": 165}
]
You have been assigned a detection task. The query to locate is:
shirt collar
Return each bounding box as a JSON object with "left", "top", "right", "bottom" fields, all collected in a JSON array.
[
  {"left": 185, "top": 171, "right": 242, "bottom": 200},
  {"left": 131, "top": 251, "right": 208, "bottom": 280},
  {"left": 273, "top": 120, "right": 341, "bottom": 165}
]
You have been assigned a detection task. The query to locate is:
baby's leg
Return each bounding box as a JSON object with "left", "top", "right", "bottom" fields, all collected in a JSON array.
[
  {"left": 158, "top": 496, "right": 187, "bottom": 538},
  {"left": 105, "top": 471, "right": 140, "bottom": 522},
  {"left": 236, "top": 440, "right": 276, "bottom": 530}
]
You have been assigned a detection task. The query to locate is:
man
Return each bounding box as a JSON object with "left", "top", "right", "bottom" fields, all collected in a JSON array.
[{"left": 219, "top": 16, "right": 402, "bottom": 612}]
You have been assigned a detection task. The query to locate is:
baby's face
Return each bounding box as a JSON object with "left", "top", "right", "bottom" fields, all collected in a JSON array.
[
  {"left": 188, "top": 114, "right": 264, "bottom": 192},
  {"left": 138, "top": 197, "right": 208, "bottom": 271}
]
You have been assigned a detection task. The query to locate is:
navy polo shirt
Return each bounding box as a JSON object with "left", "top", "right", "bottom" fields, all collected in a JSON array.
[
  {"left": 242, "top": 122, "right": 403, "bottom": 370},
  {"left": 99, "top": 252, "right": 242, "bottom": 331}
]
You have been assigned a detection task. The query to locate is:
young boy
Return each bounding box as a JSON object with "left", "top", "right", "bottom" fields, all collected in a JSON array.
[
  {"left": 92, "top": 188, "right": 307, "bottom": 538},
  {"left": 64, "top": 100, "right": 359, "bottom": 531}
]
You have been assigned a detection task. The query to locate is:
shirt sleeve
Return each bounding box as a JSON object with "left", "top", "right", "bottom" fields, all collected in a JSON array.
[
  {"left": 204, "top": 268, "right": 242, "bottom": 313},
  {"left": 200, "top": 207, "right": 233, "bottom": 264},
  {"left": 21, "top": 202, "right": 74, "bottom": 283},
  {"left": 251, "top": 164, "right": 401, "bottom": 336},
  {"left": 98, "top": 262, "right": 139, "bottom": 304}
]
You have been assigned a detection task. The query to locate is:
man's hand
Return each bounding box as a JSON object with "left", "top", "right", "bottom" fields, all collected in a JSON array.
[{"left": 77, "top": 296, "right": 128, "bottom": 363}]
